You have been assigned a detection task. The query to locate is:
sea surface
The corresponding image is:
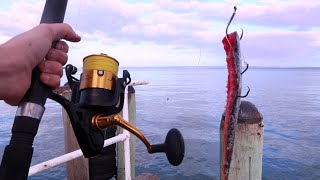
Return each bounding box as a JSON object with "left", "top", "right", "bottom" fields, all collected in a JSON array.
[{"left": 0, "top": 67, "right": 319, "bottom": 180}]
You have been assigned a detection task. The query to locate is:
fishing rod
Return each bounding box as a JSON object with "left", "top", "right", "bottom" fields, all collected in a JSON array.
[
  {"left": 0, "top": 0, "right": 185, "bottom": 179},
  {"left": 0, "top": 0, "right": 68, "bottom": 179}
]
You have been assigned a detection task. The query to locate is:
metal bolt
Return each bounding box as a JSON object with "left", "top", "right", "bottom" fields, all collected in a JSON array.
[
  {"left": 97, "top": 70, "right": 104, "bottom": 76},
  {"left": 257, "top": 132, "right": 261, "bottom": 138}
]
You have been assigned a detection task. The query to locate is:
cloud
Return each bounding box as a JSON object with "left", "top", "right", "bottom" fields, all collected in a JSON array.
[
  {"left": 237, "top": 0, "right": 320, "bottom": 28},
  {"left": 238, "top": 29, "right": 320, "bottom": 67},
  {"left": 151, "top": 0, "right": 320, "bottom": 28},
  {"left": 0, "top": 1, "right": 43, "bottom": 35},
  {"left": 0, "top": 0, "right": 319, "bottom": 67}
]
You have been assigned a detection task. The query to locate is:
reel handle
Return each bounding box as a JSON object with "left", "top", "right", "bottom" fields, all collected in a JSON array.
[
  {"left": 150, "top": 128, "right": 185, "bottom": 166},
  {"left": 92, "top": 115, "right": 185, "bottom": 166}
]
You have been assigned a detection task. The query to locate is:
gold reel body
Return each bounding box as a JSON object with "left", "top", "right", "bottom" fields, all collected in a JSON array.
[
  {"left": 79, "top": 53, "right": 120, "bottom": 107},
  {"left": 80, "top": 54, "right": 119, "bottom": 91}
]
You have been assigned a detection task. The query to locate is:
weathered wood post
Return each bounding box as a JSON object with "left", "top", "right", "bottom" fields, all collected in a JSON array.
[
  {"left": 220, "top": 100, "right": 263, "bottom": 180},
  {"left": 61, "top": 90, "right": 89, "bottom": 180},
  {"left": 117, "top": 86, "right": 136, "bottom": 180}
]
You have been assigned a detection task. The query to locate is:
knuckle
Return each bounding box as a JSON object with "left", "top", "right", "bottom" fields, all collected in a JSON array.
[
  {"left": 58, "top": 52, "right": 68, "bottom": 65},
  {"left": 57, "top": 41, "right": 68, "bottom": 51},
  {"left": 63, "top": 53, "right": 68, "bottom": 62},
  {"left": 53, "top": 76, "right": 61, "bottom": 88},
  {"left": 62, "top": 41, "right": 69, "bottom": 52},
  {"left": 37, "top": 61, "right": 45, "bottom": 70},
  {"left": 41, "top": 73, "right": 61, "bottom": 88},
  {"left": 47, "top": 48, "right": 54, "bottom": 58},
  {"left": 38, "top": 24, "right": 54, "bottom": 37},
  {"left": 64, "top": 23, "right": 72, "bottom": 32}
]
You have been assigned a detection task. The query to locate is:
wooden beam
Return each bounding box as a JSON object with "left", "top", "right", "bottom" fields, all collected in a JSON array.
[
  {"left": 62, "top": 90, "right": 89, "bottom": 180},
  {"left": 220, "top": 100, "right": 263, "bottom": 180}
]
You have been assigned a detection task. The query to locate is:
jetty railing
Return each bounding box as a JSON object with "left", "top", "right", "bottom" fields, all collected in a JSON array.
[{"left": 28, "top": 80, "right": 149, "bottom": 179}]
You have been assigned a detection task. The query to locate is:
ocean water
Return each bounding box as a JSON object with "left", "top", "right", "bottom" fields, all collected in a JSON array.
[{"left": 0, "top": 67, "right": 319, "bottom": 179}]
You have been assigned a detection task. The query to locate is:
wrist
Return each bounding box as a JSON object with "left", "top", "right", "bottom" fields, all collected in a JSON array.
[
  {"left": 0, "top": 43, "right": 28, "bottom": 104},
  {"left": 0, "top": 44, "right": 11, "bottom": 100},
  {"left": 0, "top": 44, "right": 8, "bottom": 101}
]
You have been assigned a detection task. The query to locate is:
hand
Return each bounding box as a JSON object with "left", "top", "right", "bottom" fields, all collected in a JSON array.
[{"left": 0, "top": 23, "right": 81, "bottom": 105}]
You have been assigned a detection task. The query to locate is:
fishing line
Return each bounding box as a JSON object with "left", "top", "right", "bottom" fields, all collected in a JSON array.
[
  {"left": 83, "top": 54, "right": 119, "bottom": 74},
  {"left": 197, "top": 49, "right": 202, "bottom": 65}
]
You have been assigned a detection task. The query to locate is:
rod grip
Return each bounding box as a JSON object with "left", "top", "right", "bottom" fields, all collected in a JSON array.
[
  {"left": 0, "top": 1, "right": 69, "bottom": 179},
  {"left": 23, "top": 0, "right": 68, "bottom": 106}
]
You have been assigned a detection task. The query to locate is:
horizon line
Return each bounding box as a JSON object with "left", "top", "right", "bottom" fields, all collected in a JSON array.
[
  {"left": 119, "top": 66, "right": 320, "bottom": 69},
  {"left": 68, "top": 65, "right": 320, "bottom": 69}
]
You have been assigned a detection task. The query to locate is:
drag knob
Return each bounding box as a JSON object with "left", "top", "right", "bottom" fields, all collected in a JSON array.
[{"left": 150, "top": 128, "right": 185, "bottom": 166}]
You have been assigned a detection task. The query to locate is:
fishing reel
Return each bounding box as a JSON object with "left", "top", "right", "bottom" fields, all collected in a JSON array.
[{"left": 50, "top": 53, "right": 185, "bottom": 166}]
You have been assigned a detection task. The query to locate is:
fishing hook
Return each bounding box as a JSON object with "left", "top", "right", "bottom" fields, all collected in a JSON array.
[
  {"left": 226, "top": 6, "right": 244, "bottom": 42},
  {"left": 226, "top": 6, "right": 237, "bottom": 37},
  {"left": 241, "top": 61, "right": 249, "bottom": 75},
  {"left": 240, "top": 28, "right": 244, "bottom": 40},
  {"left": 238, "top": 86, "right": 250, "bottom": 98}
]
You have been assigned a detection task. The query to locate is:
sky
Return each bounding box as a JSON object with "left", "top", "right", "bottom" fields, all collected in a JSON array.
[{"left": 0, "top": 0, "right": 319, "bottom": 67}]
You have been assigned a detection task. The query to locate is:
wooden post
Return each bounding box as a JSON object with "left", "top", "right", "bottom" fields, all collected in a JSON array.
[
  {"left": 220, "top": 100, "right": 263, "bottom": 180},
  {"left": 117, "top": 86, "right": 136, "bottom": 180},
  {"left": 61, "top": 90, "right": 89, "bottom": 180}
]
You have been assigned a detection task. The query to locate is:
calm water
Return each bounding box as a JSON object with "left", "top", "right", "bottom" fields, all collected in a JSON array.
[{"left": 0, "top": 67, "right": 319, "bottom": 179}]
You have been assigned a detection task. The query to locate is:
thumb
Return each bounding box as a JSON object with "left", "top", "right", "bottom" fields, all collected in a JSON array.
[{"left": 46, "top": 23, "right": 81, "bottom": 42}]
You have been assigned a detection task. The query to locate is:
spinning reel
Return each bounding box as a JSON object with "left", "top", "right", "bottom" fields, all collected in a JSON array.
[{"left": 51, "top": 53, "right": 185, "bottom": 166}]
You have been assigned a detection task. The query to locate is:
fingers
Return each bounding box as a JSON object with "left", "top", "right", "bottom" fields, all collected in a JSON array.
[
  {"left": 55, "top": 41, "right": 69, "bottom": 53},
  {"left": 40, "top": 39, "right": 69, "bottom": 89},
  {"left": 38, "top": 60, "right": 63, "bottom": 88},
  {"left": 46, "top": 47, "right": 68, "bottom": 65},
  {"left": 40, "top": 73, "right": 61, "bottom": 89},
  {"left": 38, "top": 60, "right": 63, "bottom": 77},
  {"left": 45, "top": 23, "right": 81, "bottom": 42}
]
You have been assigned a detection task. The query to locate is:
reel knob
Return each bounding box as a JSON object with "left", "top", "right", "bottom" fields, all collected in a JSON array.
[
  {"left": 66, "top": 64, "right": 77, "bottom": 74},
  {"left": 150, "top": 128, "right": 185, "bottom": 166}
]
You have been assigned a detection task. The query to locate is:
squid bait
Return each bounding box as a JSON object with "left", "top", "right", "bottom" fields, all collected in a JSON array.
[{"left": 221, "top": 6, "right": 249, "bottom": 180}]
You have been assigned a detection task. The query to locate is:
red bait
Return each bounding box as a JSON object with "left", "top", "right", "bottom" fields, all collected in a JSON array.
[{"left": 221, "top": 6, "right": 247, "bottom": 180}]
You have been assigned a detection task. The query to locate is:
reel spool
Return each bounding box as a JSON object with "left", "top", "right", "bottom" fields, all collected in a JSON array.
[{"left": 79, "top": 54, "right": 120, "bottom": 107}]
